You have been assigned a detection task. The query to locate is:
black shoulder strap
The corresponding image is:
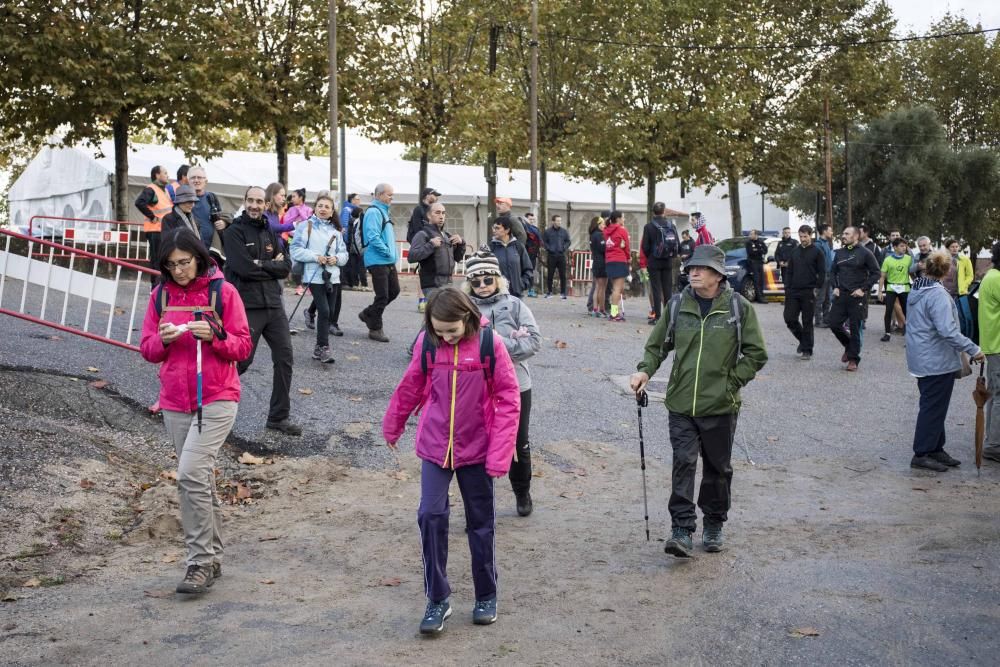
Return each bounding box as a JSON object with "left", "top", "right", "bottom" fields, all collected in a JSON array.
[
  {"left": 420, "top": 332, "right": 436, "bottom": 375},
  {"left": 665, "top": 293, "right": 683, "bottom": 349},
  {"left": 479, "top": 327, "right": 496, "bottom": 378}
]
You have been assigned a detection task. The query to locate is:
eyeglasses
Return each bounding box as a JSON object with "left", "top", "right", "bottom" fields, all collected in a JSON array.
[
  {"left": 165, "top": 257, "right": 195, "bottom": 271},
  {"left": 469, "top": 277, "right": 495, "bottom": 288}
]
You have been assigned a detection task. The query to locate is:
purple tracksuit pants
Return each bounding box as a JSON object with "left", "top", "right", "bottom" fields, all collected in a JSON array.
[{"left": 418, "top": 460, "right": 497, "bottom": 603}]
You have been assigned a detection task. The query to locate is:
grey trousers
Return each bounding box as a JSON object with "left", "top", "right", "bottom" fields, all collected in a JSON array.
[
  {"left": 163, "top": 401, "right": 238, "bottom": 567},
  {"left": 987, "top": 355, "right": 1000, "bottom": 448}
]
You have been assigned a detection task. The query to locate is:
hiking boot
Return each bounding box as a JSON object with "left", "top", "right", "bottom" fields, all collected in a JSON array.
[
  {"left": 312, "top": 345, "right": 335, "bottom": 364},
  {"left": 800, "top": 352, "right": 812, "bottom": 361},
  {"left": 647, "top": 317, "right": 657, "bottom": 325},
  {"left": 515, "top": 491, "right": 533, "bottom": 517},
  {"left": 329, "top": 324, "right": 343, "bottom": 337},
  {"left": 703, "top": 525, "right": 724, "bottom": 553},
  {"left": 369, "top": 329, "right": 390, "bottom": 343},
  {"left": 473, "top": 597, "right": 498, "bottom": 625},
  {"left": 419, "top": 599, "right": 452, "bottom": 635},
  {"left": 846, "top": 361, "right": 858, "bottom": 372},
  {"left": 357, "top": 311, "right": 372, "bottom": 329},
  {"left": 176, "top": 564, "right": 214, "bottom": 595},
  {"left": 929, "top": 450, "right": 961, "bottom": 467},
  {"left": 880, "top": 334, "right": 890, "bottom": 342},
  {"left": 663, "top": 528, "right": 693, "bottom": 558},
  {"left": 212, "top": 562, "right": 222, "bottom": 579},
  {"left": 911, "top": 455, "right": 948, "bottom": 472},
  {"left": 305, "top": 310, "right": 316, "bottom": 330},
  {"left": 266, "top": 419, "right": 302, "bottom": 436},
  {"left": 984, "top": 445, "right": 1000, "bottom": 462}
]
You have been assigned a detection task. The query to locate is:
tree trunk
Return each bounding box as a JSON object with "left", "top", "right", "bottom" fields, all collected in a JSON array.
[
  {"left": 419, "top": 148, "right": 428, "bottom": 197},
  {"left": 646, "top": 166, "right": 656, "bottom": 224},
  {"left": 113, "top": 109, "right": 130, "bottom": 223},
  {"left": 727, "top": 166, "right": 742, "bottom": 237},
  {"left": 540, "top": 159, "right": 547, "bottom": 231},
  {"left": 276, "top": 125, "right": 288, "bottom": 186}
]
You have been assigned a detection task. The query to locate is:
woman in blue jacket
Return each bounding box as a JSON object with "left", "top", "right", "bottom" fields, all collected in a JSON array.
[{"left": 291, "top": 194, "right": 349, "bottom": 363}]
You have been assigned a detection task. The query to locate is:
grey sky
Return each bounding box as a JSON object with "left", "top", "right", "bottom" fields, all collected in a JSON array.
[{"left": 886, "top": 0, "right": 1000, "bottom": 32}]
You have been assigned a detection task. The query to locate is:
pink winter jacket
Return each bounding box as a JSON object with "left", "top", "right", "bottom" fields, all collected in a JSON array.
[
  {"left": 382, "top": 325, "right": 521, "bottom": 477},
  {"left": 140, "top": 269, "right": 252, "bottom": 413}
]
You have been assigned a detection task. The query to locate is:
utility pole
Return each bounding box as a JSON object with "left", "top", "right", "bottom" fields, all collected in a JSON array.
[
  {"left": 760, "top": 189, "right": 765, "bottom": 232},
  {"left": 844, "top": 123, "right": 852, "bottom": 229},
  {"left": 328, "top": 0, "right": 338, "bottom": 198},
  {"left": 823, "top": 96, "right": 833, "bottom": 230},
  {"left": 486, "top": 25, "right": 499, "bottom": 222},
  {"left": 529, "top": 0, "right": 539, "bottom": 216},
  {"left": 339, "top": 125, "right": 346, "bottom": 203}
]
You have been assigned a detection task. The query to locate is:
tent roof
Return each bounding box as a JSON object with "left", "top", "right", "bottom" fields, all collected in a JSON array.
[{"left": 9, "top": 145, "right": 111, "bottom": 201}]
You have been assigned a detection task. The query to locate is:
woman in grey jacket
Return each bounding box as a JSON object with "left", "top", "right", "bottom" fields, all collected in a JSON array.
[
  {"left": 464, "top": 248, "right": 542, "bottom": 515},
  {"left": 904, "top": 250, "right": 984, "bottom": 471}
]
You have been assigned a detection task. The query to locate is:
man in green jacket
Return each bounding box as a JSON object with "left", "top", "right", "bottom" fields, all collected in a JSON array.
[
  {"left": 630, "top": 244, "right": 768, "bottom": 557},
  {"left": 981, "top": 242, "right": 1000, "bottom": 462}
]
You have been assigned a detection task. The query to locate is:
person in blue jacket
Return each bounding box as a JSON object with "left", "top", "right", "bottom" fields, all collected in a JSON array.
[
  {"left": 813, "top": 223, "right": 835, "bottom": 327},
  {"left": 357, "top": 183, "right": 398, "bottom": 343}
]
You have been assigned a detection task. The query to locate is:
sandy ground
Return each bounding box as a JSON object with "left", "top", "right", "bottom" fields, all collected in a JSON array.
[{"left": 1, "top": 281, "right": 1000, "bottom": 665}]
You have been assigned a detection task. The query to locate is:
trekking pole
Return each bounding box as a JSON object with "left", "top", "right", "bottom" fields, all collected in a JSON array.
[
  {"left": 286, "top": 286, "right": 310, "bottom": 327},
  {"left": 194, "top": 312, "right": 204, "bottom": 434},
  {"left": 636, "top": 389, "right": 650, "bottom": 541}
]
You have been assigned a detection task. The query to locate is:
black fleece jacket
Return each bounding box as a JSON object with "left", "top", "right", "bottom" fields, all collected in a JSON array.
[
  {"left": 223, "top": 213, "right": 291, "bottom": 310},
  {"left": 831, "top": 244, "right": 881, "bottom": 293},
  {"left": 786, "top": 243, "right": 826, "bottom": 290}
]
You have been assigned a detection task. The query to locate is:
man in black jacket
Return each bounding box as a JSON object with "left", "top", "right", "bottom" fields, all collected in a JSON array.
[
  {"left": 774, "top": 227, "right": 797, "bottom": 286},
  {"left": 407, "top": 187, "right": 440, "bottom": 312},
  {"left": 744, "top": 229, "right": 768, "bottom": 303},
  {"left": 407, "top": 202, "right": 465, "bottom": 297},
  {"left": 542, "top": 214, "right": 571, "bottom": 298},
  {"left": 829, "top": 226, "right": 881, "bottom": 372},
  {"left": 783, "top": 225, "right": 826, "bottom": 360},
  {"left": 224, "top": 186, "right": 300, "bottom": 435},
  {"left": 640, "top": 202, "right": 680, "bottom": 323}
]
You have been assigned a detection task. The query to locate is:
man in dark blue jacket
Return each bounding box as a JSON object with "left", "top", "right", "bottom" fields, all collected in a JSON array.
[{"left": 542, "top": 214, "right": 571, "bottom": 298}]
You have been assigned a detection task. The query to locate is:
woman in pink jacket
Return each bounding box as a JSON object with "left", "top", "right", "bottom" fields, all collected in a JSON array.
[
  {"left": 383, "top": 288, "right": 520, "bottom": 635},
  {"left": 140, "top": 230, "right": 252, "bottom": 596}
]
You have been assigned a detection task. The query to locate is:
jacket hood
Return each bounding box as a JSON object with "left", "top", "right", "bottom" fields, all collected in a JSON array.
[{"left": 908, "top": 277, "right": 943, "bottom": 306}]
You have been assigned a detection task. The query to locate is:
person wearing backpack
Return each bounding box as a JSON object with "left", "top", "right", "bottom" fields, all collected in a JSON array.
[
  {"left": 358, "top": 183, "right": 399, "bottom": 343},
  {"left": 630, "top": 244, "right": 767, "bottom": 558},
  {"left": 344, "top": 199, "right": 367, "bottom": 289},
  {"left": 383, "top": 288, "right": 520, "bottom": 634},
  {"left": 542, "top": 214, "right": 571, "bottom": 299},
  {"left": 140, "top": 230, "right": 252, "bottom": 595},
  {"left": 639, "top": 203, "right": 680, "bottom": 324},
  {"left": 407, "top": 187, "right": 441, "bottom": 312},
  {"left": 464, "top": 248, "right": 541, "bottom": 517},
  {"left": 291, "top": 193, "right": 349, "bottom": 364}
]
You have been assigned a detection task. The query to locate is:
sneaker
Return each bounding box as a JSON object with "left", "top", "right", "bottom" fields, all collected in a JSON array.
[
  {"left": 703, "top": 525, "right": 724, "bottom": 552},
  {"left": 911, "top": 455, "right": 948, "bottom": 472},
  {"left": 544, "top": 293, "right": 553, "bottom": 299},
  {"left": 800, "top": 352, "right": 812, "bottom": 360},
  {"left": 473, "top": 597, "right": 498, "bottom": 625},
  {"left": 515, "top": 491, "right": 533, "bottom": 517},
  {"left": 983, "top": 445, "right": 1000, "bottom": 462},
  {"left": 329, "top": 324, "right": 343, "bottom": 337},
  {"left": 369, "top": 329, "right": 390, "bottom": 343},
  {"left": 176, "top": 564, "right": 215, "bottom": 594},
  {"left": 417, "top": 298, "right": 427, "bottom": 313},
  {"left": 419, "top": 599, "right": 452, "bottom": 635},
  {"left": 561, "top": 295, "right": 567, "bottom": 300},
  {"left": 647, "top": 317, "right": 657, "bottom": 325},
  {"left": 312, "top": 345, "right": 335, "bottom": 364},
  {"left": 880, "top": 334, "right": 890, "bottom": 342},
  {"left": 305, "top": 310, "right": 316, "bottom": 330},
  {"left": 266, "top": 419, "right": 302, "bottom": 436},
  {"left": 929, "top": 450, "right": 961, "bottom": 467},
  {"left": 663, "top": 527, "right": 693, "bottom": 558},
  {"left": 212, "top": 562, "right": 222, "bottom": 579},
  {"left": 846, "top": 361, "right": 858, "bottom": 372},
  {"left": 610, "top": 315, "right": 626, "bottom": 322}
]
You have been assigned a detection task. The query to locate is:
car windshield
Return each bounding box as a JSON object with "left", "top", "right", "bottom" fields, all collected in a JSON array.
[{"left": 716, "top": 238, "right": 747, "bottom": 260}]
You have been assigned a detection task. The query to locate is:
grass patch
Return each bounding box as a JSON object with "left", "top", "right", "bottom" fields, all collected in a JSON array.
[{"left": 38, "top": 575, "right": 65, "bottom": 587}]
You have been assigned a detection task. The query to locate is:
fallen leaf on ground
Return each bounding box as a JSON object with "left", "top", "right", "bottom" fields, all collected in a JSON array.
[
  {"left": 159, "top": 470, "right": 177, "bottom": 482},
  {"left": 21, "top": 578, "right": 41, "bottom": 588},
  {"left": 911, "top": 487, "right": 929, "bottom": 492},
  {"left": 114, "top": 307, "right": 126, "bottom": 315},
  {"left": 788, "top": 627, "right": 820, "bottom": 638},
  {"left": 345, "top": 355, "right": 361, "bottom": 361},
  {"left": 297, "top": 388, "right": 314, "bottom": 395},
  {"left": 258, "top": 535, "right": 282, "bottom": 542},
  {"left": 259, "top": 579, "right": 275, "bottom": 585},
  {"left": 348, "top": 396, "right": 363, "bottom": 402},
  {"left": 79, "top": 478, "right": 95, "bottom": 490},
  {"left": 239, "top": 452, "right": 266, "bottom": 465},
  {"left": 376, "top": 577, "right": 403, "bottom": 587},
  {"left": 89, "top": 380, "right": 109, "bottom": 389},
  {"left": 531, "top": 470, "right": 545, "bottom": 478},
  {"left": 390, "top": 471, "right": 410, "bottom": 481},
  {"left": 599, "top": 608, "right": 615, "bottom": 612},
  {"left": 143, "top": 589, "right": 173, "bottom": 599},
  {"left": 554, "top": 340, "right": 568, "bottom": 349},
  {"left": 160, "top": 554, "right": 178, "bottom": 563},
  {"left": 49, "top": 335, "right": 62, "bottom": 341},
  {"left": 1, "top": 594, "right": 17, "bottom": 602},
  {"left": 559, "top": 491, "right": 584, "bottom": 499},
  {"left": 766, "top": 436, "right": 779, "bottom": 443},
  {"left": 85, "top": 366, "right": 99, "bottom": 373},
  {"left": 236, "top": 484, "right": 252, "bottom": 500}
]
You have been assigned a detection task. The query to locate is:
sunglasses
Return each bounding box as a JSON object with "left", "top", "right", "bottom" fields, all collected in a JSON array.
[{"left": 469, "top": 277, "right": 496, "bottom": 288}]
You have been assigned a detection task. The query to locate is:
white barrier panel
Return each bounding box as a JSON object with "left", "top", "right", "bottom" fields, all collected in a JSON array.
[{"left": 0, "top": 251, "right": 117, "bottom": 306}]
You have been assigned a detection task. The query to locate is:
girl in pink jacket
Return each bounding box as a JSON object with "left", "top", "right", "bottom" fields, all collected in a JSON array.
[
  {"left": 140, "top": 230, "right": 252, "bottom": 596},
  {"left": 383, "top": 288, "right": 520, "bottom": 635}
]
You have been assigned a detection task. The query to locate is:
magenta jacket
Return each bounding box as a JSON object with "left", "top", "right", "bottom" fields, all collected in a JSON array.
[
  {"left": 283, "top": 203, "right": 313, "bottom": 228},
  {"left": 140, "top": 269, "right": 253, "bottom": 413},
  {"left": 382, "top": 324, "right": 521, "bottom": 477}
]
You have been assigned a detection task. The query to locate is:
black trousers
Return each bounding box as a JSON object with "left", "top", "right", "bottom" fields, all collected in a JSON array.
[
  {"left": 238, "top": 307, "right": 294, "bottom": 423},
  {"left": 814, "top": 275, "right": 832, "bottom": 325},
  {"left": 749, "top": 260, "right": 765, "bottom": 301},
  {"left": 829, "top": 292, "right": 866, "bottom": 363},
  {"left": 884, "top": 291, "right": 908, "bottom": 333},
  {"left": 361, "top": 265, "right": 400, "bottom": 331},
  {"left": 912, "top": 373, "right": 956, "bottom": 456},
  {"left": 546, "top": 255, "right": 568, "bottom": 296},
  {"left": 667, "top": 412, "right": 737, "bottom": 531},
  {"left": 345, "top": 252, "right": 367, "bottom": 287},
  {"left": 307, "top": 282, "right": 341, "bottom": 324},
  {"left": 509, "top": 389, "right": 532, "bottom": 495},
  {"left": 648, "top": 265, "right": 673, "bottom": 319},
  {"left": 308, "top": 283, "right": 341, "bottom": 347},
  {"left": 146, "top": 231, "right": 161, "bottom": 285},
  {"left": 783, "top": 288, "right": 816, "bottom": 353}
]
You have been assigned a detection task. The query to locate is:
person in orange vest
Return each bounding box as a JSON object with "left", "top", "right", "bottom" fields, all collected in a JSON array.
[{"left": 135, "top": 165, "right": 174, "bottom": 285}]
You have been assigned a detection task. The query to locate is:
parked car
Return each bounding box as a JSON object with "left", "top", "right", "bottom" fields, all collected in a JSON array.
[{"left": 716, "top": 237, "right": 784, "bottom": 302}]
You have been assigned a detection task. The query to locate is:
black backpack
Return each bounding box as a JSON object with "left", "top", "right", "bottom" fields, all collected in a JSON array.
[
  {"left": 420, "top": 327, "right": 497, "bottom": 379},
  {"left": 652, "top": 221, "right": 678, "bottom": 260},
  {"left": 357, "top": 207, "right": 389, "bottom": 250}
]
